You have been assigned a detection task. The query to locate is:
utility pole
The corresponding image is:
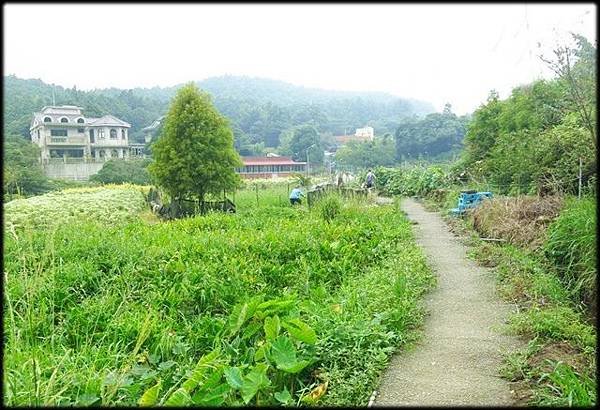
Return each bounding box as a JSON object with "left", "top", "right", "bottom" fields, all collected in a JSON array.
[{"left": 305, "top": 143, "right": 316, "bottom": 177}]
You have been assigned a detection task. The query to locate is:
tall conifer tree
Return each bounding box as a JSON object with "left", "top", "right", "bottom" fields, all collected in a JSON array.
[{"left": 149, "top": 83, "right": 242, "bottom": 202}]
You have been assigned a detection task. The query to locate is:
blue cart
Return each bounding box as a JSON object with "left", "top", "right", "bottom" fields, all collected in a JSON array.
[{"left": 451, "top": 190, "right": 493, "bottom": 216}]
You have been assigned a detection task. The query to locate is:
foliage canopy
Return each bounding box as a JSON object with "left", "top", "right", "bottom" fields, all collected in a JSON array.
[
  {"left": 90, "top": 159, "right": 152, "bottom": 185},
  {"left": 3, "top": 134, "right": 49, "bottom": 197},
  {"left": 148, "top": 83, "right": 242, "bottom": 201}
]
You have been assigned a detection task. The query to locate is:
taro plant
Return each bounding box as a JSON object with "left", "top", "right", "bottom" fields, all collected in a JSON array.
[{"left": 138, "top": 296, "right": 320, "bottom": 406}]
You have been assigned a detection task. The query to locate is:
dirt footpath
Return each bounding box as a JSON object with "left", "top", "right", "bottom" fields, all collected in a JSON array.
[{"left": 374, "top": 197, "right": 521, "bottom": 406}]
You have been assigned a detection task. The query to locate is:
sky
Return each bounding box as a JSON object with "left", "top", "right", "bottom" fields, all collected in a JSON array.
[{"left": 3, "top": 3, "right": 596, "bottom": 115}]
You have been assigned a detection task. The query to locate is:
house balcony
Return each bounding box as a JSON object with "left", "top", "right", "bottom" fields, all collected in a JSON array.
[
  {"left": 41, "top": 122, "right": 85, "bottom": 127},
  {"left": 91, "top": 139, "right": 129, "bottom": 147},
  {"left": 46, "top": 136, "right": 87, "bottom": 145}
]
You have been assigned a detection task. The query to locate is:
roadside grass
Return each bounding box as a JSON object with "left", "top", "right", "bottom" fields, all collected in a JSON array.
[
  {"left": 421, "top": 192, "right": 596, "bottom": 407},
  {"left": 543, "top": 197, "right": 596, "bottom": 314},
  {"left": 3, "top": 191, "right": 434, "bottom": 406}
]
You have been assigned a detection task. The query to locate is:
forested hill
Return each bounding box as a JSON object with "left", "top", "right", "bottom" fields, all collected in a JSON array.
[{"left": 3, "top": 75, "right": 434, "bottom": 150}]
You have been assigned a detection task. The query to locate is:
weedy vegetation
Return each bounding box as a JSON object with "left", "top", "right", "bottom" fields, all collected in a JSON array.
[{"left": 3, "top": 185, "right": 434, "bottom": 406}]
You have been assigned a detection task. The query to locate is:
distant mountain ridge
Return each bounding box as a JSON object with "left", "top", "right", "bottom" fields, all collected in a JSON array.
[
  {"left": 4, "top": 74, "right": 435, "bottom": 150},
  {"left": 99, "top": 75, "right": 434, "bottom": 117}
]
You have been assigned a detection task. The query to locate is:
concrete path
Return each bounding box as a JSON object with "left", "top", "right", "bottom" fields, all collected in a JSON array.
[{"left": 374, "top": 197, "right": 520, "bottom": 406}]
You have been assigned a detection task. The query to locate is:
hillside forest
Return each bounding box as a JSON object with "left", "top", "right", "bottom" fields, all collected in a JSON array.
[{"left": 4, "top": 74, "right": 437, "bottom": 153}]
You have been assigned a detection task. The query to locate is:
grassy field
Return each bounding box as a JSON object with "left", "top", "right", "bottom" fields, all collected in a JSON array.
[{"left": 3, "top": 184, "right": 434, "bottom": 406}]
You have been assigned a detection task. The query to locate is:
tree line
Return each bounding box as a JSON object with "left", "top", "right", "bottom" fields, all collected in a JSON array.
[
  {"left": 459, "top": 33, "right": 596, "bottom": 195},
  {"left": 3, "top": 75, "right": 433, "bottom": 150}
]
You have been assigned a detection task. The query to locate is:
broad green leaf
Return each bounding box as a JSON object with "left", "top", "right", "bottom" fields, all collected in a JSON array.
[
  {"left": 241, "top": 321, "right": 262, "bottom": 341},
  {"left": 280, "top": 359, "right": 311, "bottom": 374},
  {"left": 227, "top": 302, "right": 250, "bottom": 336},
  {"left": 254, "top": 299, "right": 295, "bottom": 319},
  {"left": 263, "top": 315, "right": 280, "bottom": 341},
  {"left": 138, "top": 379, "right": 161, "bottom": 406},
  {"left": 240, "top": 363, "right": 271, "bottom": 404},
  {"left": 192, "top": 382, "right": 230, "bottom": 406},
  {"left": 254, "top": 344, "right": 267, "bottom": 362},
  {"left": 228, "top": 297, "right": 262, "bottom": 336},
  {"left": 270, "top": 336, "right": 297, "bottom": 369},
  {"left": 282, "top": 318, "right": 317, "bottom": 345},
  {"left": 224, "top": 366, "right": 243, "bottom": 390},
  {"left": 164, "top": 387, "right": 191, "bottom": 406},
  {"left": 274, "top": 387, "right": 293, "bottom": 405},
  {"left": 201, "top": 368, "right": 224, "bottom": 390},
  {"left": 180, "top": 349, "right": 221, "bottom": 392}
]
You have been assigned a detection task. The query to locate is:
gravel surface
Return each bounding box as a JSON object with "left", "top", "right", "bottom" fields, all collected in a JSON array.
[{"left": 374, "top": 198, "right": 522, "bottom": 406}]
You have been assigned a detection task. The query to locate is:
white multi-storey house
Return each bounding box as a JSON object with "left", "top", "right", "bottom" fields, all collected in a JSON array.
[
  {"left": 30, "top": 105, "right": 131, "bottom": 163},
  {"left": 354, "top": 126, "right": 374, "bottom": 141}
]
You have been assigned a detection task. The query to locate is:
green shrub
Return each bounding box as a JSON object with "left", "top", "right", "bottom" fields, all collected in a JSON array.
[
  {"left": 544, "top": 197, "right": 596, "bottom": 307},
  {"left": 316, "top": 194, "right": 342, "bottom": 223},
  {"left": 375, "top": 165, "right": 452, "bottom": 197},
  {"left": 90, "top": 159, "right": 152, "bottom": 185}
]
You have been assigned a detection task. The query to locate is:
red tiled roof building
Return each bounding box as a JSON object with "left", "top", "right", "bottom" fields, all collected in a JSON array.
[{"left": 236, "top": 156, "right": 306, "bottom": 179}]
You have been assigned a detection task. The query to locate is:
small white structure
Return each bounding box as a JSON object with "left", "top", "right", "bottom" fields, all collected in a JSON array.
[
  {"left": 354, "top": 126, "right": 374, "bottom": 141},
  {"left": 30, "top": 105, "right": 131, "bottom": 163},
  {"left": 141, "top": 116, "right": 164, "bottom": 143}
]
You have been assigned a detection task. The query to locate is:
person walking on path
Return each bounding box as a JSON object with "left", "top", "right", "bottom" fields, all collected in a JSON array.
[
  {"left": 365, "top": 169, "right": 376, "bottom": 190},
  {"left": 289, "top": 186, "right": 305, "bottom": 205}
]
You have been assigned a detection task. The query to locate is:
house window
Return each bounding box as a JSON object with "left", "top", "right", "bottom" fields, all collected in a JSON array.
[
  {"left": 77, "top": 118, "right": 85, "bottom": 124},
  {"left": 110, "top": 129, "right": 117, "bottom": 139},
  {"left": 37, "top": 130, "right": 40, "bottom": 138},
  {"left": 111, "top": 149, "right": 119, "bottom": 158},
  {"left": 121, "top": 129, "right": 126, "bottom": 139},
  {"left": 50, "top": 129, "right": 68, "bottom": 137},
  {"left": 89, "top": 129, "right": 95, "bottom": 141},
  {"left": 78, "top": 128, "right": 85, "bottom": 133},
  {"left": 60, "top": 117, "right": 69, "bottom": 123},
  {"left": 98, "top": 129, "right": 105, "bottom": 139},
  {"left": 44, "top": 117, "right": 52, "bottom": 122}
]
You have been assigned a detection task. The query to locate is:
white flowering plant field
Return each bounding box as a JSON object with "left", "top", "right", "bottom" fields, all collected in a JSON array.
[{"left": 4, "top": 185, "right": 148, "bottom": 231}]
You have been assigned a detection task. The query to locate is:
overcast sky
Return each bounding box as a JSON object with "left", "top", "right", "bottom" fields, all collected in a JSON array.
[{"left": 4, "top": 3, "right": 596, "bottom": 114}]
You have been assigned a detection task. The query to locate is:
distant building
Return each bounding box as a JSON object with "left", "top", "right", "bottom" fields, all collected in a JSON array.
[
  {"left": 236, "top": 156, "right": 306, "bottom": 179},
  {"left": 355, "top": 126, "right": 374, "bottom": 140},
  {"left": 30, "top": 105, "right": 132, "bottom": 163},
  {"left": 333, "top": 126, "right": 375, "bottom": 148}
]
